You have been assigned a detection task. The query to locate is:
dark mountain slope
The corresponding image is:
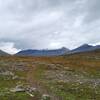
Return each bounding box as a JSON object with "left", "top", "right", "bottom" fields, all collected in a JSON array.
[
  {"left": 16, "top": 47, "right": 69, "bottom": 56},
  {"left": 0, "top": 50, "right": 10, "bottom": 56},
  {"left": 69, "top": 44, "right": 100, "bottom": 54}
]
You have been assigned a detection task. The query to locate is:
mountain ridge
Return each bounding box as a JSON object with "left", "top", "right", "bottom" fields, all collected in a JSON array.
[
  {"left": 0, "top": 44, "right": 99, "bottom": 56},
  {"left": 15, "top": 47, "right": 69, "bottom": 56}
]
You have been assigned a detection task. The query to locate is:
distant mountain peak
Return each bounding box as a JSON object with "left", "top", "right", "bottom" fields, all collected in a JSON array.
[
  {"left": 69, "top": 43, "right": 100, "bottom": 54},
  {"left": 61, "top": 47, "right": 68, "bottom": 49},
  {"left": 60, "top": 47, "right": 69, "bottom": 50},
  {"left": 79, "top": 44, "right": 93, "bottom": 48}
]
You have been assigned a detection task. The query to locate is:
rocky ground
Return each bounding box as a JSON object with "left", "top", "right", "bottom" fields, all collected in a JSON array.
[{"left": 0, "top": 54, "right": 99, "bottom": 100}]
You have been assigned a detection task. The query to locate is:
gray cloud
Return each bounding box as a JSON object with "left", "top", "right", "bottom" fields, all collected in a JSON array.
[{"left": 0, "top": 0, "right": 100, "bottom": 54}]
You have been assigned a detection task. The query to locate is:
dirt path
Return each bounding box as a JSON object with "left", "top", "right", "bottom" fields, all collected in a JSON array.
[{"left": 26, "top": 63, "right": 61, "bottom": 100}]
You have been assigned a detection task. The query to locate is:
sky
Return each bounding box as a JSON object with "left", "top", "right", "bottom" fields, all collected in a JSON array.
[{"left": 0, "top": 0, "right": 100, "bottom": 54}]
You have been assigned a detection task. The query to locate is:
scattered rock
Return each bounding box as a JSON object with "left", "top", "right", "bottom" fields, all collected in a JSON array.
[
  {"left": 10, "top": 85, "right": 25, "bottom": 93},
  {"left": 12, "top": 75, "right": 19, "bottom": 80},
  {"left": 26, "top": 91, "right": 34, "bottom": 97},
  {"left": 41, "top": 94, "right": 50, "bottom": 100},
  {"left": 0, "top": 71, "right": 14, "bottom": 76}
]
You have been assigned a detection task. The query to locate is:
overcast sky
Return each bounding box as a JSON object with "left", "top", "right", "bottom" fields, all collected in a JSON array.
[{"left": 0, "top": 0, "right": 100, "bottom": 54}]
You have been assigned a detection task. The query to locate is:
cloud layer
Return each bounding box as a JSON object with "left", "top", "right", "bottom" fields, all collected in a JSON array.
[{"left": 0, "top": 0, "right": 100, "bottom": 54}]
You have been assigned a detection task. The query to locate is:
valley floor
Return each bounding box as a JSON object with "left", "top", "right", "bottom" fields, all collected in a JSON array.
[{"left": 0, "top": 51, "right": 100, "bottom": 100}]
